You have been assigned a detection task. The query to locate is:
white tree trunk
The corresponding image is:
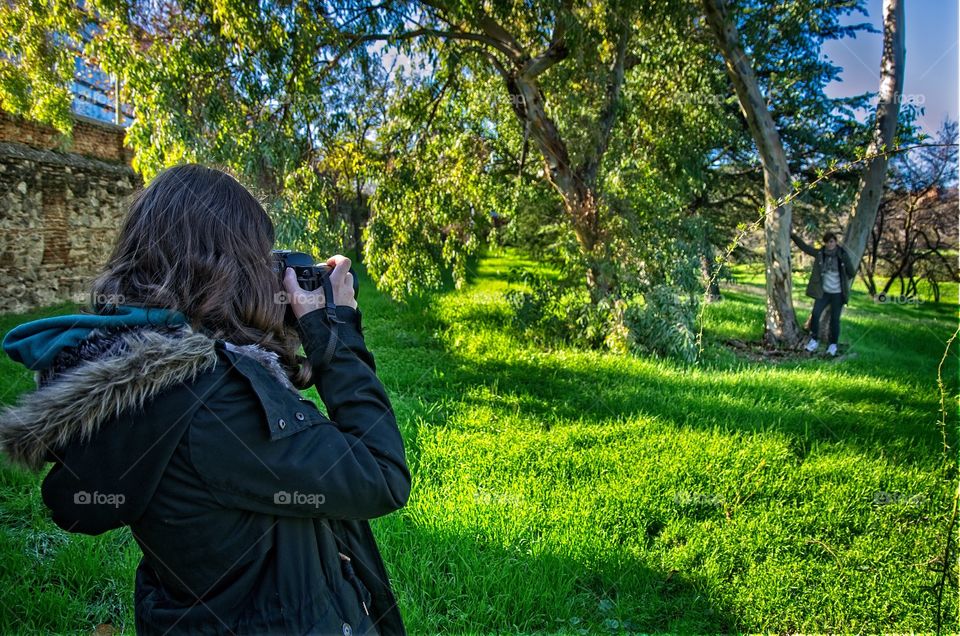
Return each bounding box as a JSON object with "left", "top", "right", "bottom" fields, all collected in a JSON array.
[
  {"left": 702, "top": 0, "right": 801, "bottom": 346},
  {"left": 815, "top": 0, "right": 904, "bottom": 348},
  {"left": 844, "top": 0, "right": 906, "bottom": 270}
]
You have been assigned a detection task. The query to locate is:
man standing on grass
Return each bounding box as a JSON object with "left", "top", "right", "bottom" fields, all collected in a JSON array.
[{"left": 791, "top": 231, "right": 856, "bottom": 356}]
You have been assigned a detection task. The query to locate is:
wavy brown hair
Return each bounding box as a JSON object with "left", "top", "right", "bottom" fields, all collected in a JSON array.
[{"left": 90, "top": 163, "right": 311, "bottom": 388}]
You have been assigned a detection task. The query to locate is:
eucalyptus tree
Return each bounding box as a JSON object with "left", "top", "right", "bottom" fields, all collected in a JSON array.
[
  {"left": 1, "top": 0, "right": 901, "bottom": 355},
  {"left": 351, "top": 0, "right": 682, "bottom": 303},
  {"left": 701, "top": 0, "right": 905, "bottom": 346},
  {"left": 842, "top": 0, "right": 906, "bottom": 268}
]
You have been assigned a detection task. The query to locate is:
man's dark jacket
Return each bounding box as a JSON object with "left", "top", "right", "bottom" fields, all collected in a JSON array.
[
  {"left": 792, "top": 234, "right": 856, "bottom": 304},
  {"left": 0, "top": 305, "right": 411, "bottom": 635}
]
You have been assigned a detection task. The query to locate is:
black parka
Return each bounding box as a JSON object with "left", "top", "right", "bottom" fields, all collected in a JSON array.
[{"left": 0, "top": 305, "right": 411, "bottom": 635}]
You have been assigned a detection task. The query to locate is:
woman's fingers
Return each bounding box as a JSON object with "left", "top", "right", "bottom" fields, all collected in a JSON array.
[
  {"left": 282, "top": 266, "right": 301, "bottom": 294},
  {"left": 282, "top": 267, "right": 327, "bottom": 319},
  {"left": 324, "top": 254, "right": 357, "bottom": 309},
  {"left": 327, "top": 255, "right": 350, "bottom": 281}
]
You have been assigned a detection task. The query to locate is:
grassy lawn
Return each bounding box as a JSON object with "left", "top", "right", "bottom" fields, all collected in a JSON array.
[{"left": 0, "top": 247, "right": 957, "bottom": 633}]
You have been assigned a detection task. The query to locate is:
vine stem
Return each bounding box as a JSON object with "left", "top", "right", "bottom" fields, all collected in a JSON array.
[
  {"left": 935, "top": 479, "right": 959, "bottom": 635},
  {"left": 936, "top": 324, "right": 959, "bottom": 459}
]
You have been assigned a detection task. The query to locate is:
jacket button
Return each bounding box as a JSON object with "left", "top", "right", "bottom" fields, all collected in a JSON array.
[
  {"left": 295, "top": 411, "right": 305, "bottom": 421},
  {"left": 342, "top": 622, "right": 352, "bottom": 636},
  {"left": 278, "top": 418, "right": 286, "bottom": 429}
]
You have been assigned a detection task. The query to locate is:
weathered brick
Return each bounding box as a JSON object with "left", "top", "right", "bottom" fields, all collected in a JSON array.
[{"left": 0, "top": 110, "right": 141, "bottom": 312}]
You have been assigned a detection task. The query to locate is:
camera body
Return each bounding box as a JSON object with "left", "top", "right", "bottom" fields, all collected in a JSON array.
[{"left": 272, "top": 250, "right": 359, "bottom": 297}]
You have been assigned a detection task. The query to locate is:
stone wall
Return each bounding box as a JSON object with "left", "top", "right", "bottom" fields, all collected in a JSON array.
[{"left": 0, "top": 110, "right": 140, "bottom": 313}]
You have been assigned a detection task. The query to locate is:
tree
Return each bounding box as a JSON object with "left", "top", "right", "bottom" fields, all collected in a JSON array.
[
  {"left": 702, "top": 0, "right": 904, "bottom": 347},
  {"left": 0, "top": 0, "right": 897, "bottom": 358},
  {"left": 701, "top": 0, "right": 802, "bottom": 347},
  {"left": 355, "top": 1, "right": 657, "bottom": 303},
  {"left": 861, "top": 121, "right": 959, "bottom": 302},
  {"left": 799, "top": 0, "right": 906, "bottom": 345},
  {"left": 0, "top": 0, "right": 386, "bottom": 256},
  {"left": 693, "top": 0, "right": 876, "bottom": 304},
  {"left": 844, "top": 0, "right": 906, "bottom": 269}
]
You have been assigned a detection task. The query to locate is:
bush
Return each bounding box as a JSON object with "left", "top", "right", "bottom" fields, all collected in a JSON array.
[
  {"left": 623, "top": 284, "right": 699, "bottom": 363},
  {"left": 504, "top": 270, "right": 699, "bottom": 363},
  {"left": 504, "top": 270, "right": 614, "bottom": 349}
]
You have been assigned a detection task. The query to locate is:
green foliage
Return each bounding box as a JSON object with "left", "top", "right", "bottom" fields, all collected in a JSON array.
[
  {"left": 0, "top": 0, "right": 387, "bottom": 257},
  {"left": 0, "top": 0, "right": 86, "bottom": 134},
  {"left": 624, "top": 284, "right": 699, "bottom": 362},
  {"left": 502, "top": 214, "right": 704, "bottom": 362},
  {"left": 271, "top": 163, "right": 345, "bottom": 256},
  {"left": 364, "top": 71, "right": 502, "bottom": 297},
  {"left": 504, "top": 269, "right": 613, "bottom": 349}
]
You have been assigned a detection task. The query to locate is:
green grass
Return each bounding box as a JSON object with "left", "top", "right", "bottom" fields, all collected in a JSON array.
[{"left": 0, "top": 249, "right": 957, "bottom": 634}]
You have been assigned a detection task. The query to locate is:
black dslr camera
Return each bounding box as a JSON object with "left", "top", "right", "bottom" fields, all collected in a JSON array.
[{"left": 272, "top": 250, "right": 359, "bottom": 298}]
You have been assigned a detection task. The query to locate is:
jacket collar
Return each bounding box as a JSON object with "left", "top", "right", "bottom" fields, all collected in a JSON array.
[{"left": 0, "top": 325, "right": 295, "bottom": 472}]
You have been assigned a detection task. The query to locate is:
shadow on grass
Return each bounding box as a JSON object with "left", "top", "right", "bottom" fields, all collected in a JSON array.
[
  {"left": 434, "top": 350, "right": 950, "bottom": 466},
  {"left": 377, "top": 514, "right": 736, "bottom": 633}
]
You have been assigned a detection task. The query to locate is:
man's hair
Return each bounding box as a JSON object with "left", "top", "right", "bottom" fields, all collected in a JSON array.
[
  {"left": 822, "top": 232, "right": 838, "bottom": 244},
  {"left": 90, "top": 163, "right": 312, "bottom": 387}
]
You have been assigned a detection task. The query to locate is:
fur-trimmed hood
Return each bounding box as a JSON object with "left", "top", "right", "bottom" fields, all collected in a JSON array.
[{"left": 0, "top": 324, "right": 297, "bottom": 472}]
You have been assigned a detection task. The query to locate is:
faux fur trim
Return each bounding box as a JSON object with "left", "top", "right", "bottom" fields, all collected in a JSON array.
[{"left": 0, "top": 327, "right": 296, "bottom": 472}]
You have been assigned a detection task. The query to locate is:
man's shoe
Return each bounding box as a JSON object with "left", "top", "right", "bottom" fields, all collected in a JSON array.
[
  {"left": 826, "top": 343, "right": 838, "bottom": 356},
  {"left": 805, "top": 338, "right": 819, "bottom": 352}
]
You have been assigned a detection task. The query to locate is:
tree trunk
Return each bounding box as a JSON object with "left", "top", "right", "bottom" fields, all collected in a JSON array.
[
  {"left": 810, "top": 0, "right": 906, "bottom": 345},
  {"left": 702, "top": 0, "right": 800, "bottom": 347},
  {"left": 505, "top": 58, "right": 617, "bottom": 303},
  {"left": 843, "top": 0, "right": 906, "bottom": 269},
  {"left": 815, "top": 307, "right": 832, "bottom": 345},
  {"left": 460, "top": 11, "right": 629, "bottom": 305}
]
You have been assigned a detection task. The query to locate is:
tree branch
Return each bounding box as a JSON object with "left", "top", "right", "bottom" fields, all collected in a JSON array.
[
  {"left": 578, "top": 19, "right": 631, "bottom": 185},
  {"left": 519, "top": 9, "right": 569, "bottom": 78}
]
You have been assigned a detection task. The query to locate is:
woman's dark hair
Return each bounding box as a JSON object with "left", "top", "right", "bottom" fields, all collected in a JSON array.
[
  {"left": 90, "top": 163, "right": 311, "bottom": 388},
  {"left": 822, "top": 232, "right": 838, "bottom": 244}
]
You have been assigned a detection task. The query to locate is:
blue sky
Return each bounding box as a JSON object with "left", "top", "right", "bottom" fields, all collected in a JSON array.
[{"left": 821, "top": 0, "right": 958, "bottom": 135}]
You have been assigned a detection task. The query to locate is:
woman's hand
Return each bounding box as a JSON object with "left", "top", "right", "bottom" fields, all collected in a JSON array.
[{"left": 282, "top": 254, "right": 357, "bottom": 320}]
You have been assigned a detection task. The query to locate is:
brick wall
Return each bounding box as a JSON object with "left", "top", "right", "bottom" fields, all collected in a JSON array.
[{"left": 0, "top": 110, "right": 141, "bottom": 313}]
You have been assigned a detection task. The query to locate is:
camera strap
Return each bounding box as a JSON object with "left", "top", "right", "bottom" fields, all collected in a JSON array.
[{"left": 317, "top": 274, "right": 344, "bottom": 369}]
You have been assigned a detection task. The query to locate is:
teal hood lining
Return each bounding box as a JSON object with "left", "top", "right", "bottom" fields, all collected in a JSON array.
[{"left": 2, "top": 305, "right": 188, "bottom": 371}]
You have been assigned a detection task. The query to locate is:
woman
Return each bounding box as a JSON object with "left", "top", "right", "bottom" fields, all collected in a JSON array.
[
  {"left": 0, "top": 164, "right": 411, "bottom": 635},
  {"left": 791, "top": 230, "right": 855, "bottom": 356}
]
